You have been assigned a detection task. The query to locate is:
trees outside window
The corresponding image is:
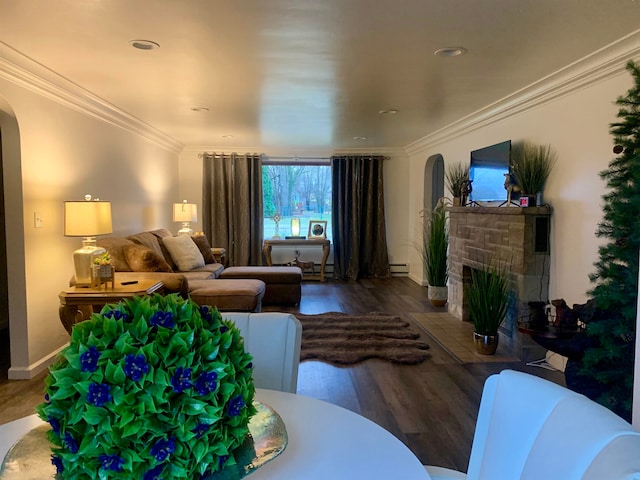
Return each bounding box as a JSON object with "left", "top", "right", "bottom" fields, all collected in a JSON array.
[{"left": 262, "top": 162, "right": 332, "bottom": 240}]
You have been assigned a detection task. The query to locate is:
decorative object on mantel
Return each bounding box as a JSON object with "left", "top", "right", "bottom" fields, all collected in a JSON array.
[
  {"left": 445, "top": 162, "right": 470, "bottom": 206},
  {"left": 420, "top": 201, "right": 448, "bottom": 307},
  {"left": 36, "top": 294, "right": 258, "bottom": 478},
  {"left": 510, "top": 142, "right": 557, "bottom": 207},
  {"left": 64, "top": 195, "right": 113, "bottom": 287},
  {"left": 467, "top": 259, "right": 511, "bottom": 355}
]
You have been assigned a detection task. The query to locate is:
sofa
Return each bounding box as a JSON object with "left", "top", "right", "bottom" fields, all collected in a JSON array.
[{"left": 93, "top": 228, "right": 302, "bottom": 312}]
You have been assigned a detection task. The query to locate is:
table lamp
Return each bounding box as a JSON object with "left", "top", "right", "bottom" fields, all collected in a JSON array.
[
  {"left": 173, "top": 200, "right": 197, "bottom": 235},
  {"left": 64, "top": 195, "right": 113, "bottom": 286}
]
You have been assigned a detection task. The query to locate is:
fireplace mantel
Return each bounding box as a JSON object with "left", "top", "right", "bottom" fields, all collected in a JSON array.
[{"left": 446, "top": 205, "right": 552, "bottom": 359}]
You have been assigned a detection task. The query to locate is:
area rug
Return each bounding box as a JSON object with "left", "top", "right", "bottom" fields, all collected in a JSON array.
[{"left": 297, "top": 312, "right": 430, "bottom": 366}]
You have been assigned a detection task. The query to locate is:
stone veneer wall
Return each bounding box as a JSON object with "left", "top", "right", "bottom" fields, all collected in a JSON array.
[{"left": 447, "top": 206, "right": 552, "bottom": 360}]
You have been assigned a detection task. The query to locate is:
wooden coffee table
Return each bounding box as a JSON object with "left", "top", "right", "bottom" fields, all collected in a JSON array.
[{"left": 59, "top": 279, "right": 164, "bottom": 334}]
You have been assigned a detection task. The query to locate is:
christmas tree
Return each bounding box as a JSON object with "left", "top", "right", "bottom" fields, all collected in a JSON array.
[{"left": 584, "top": 60, "right": 640, "bottom": 422}]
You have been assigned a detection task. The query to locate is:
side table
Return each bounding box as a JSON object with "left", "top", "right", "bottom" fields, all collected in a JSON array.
[
  {"left": 263, "top": 238, "right": 330, "bottom": 282},
  {"left": 59, "top": 279, "right": 164, "bottom": 334}
]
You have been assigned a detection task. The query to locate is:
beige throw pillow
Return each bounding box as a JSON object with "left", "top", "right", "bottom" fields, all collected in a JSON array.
[{"left": 162, "top": 235, "right": 205, "bottom": 271}]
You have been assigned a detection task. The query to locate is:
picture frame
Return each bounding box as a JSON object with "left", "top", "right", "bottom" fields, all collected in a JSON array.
[{"left": 308, "top": 220, "right": 327, "bottom": 239}]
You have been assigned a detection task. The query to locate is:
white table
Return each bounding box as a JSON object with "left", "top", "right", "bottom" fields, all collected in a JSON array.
[{"left": 0, "top": 389, "right": 431, "bottom": 479}]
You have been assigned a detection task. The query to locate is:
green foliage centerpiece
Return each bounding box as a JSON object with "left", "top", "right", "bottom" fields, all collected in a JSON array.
[
  {"left": 36, "top": 294, "right": 256, "bottom": 479},
  {"left": 421, "top": 202, "right": 448, "bottom": 306}
]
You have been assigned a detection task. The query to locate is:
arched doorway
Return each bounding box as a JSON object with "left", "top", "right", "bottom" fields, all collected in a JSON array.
[{"left": 424, "top": 154, "right": 444, "bottom": 213}]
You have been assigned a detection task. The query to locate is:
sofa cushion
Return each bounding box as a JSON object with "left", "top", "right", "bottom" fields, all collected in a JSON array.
[
  {"left": 96, "top": 237, "right": 135, "bottom": 272},
  {"left": 123, "top": 244, "right": 173, "bottom": 272},
  {"left": 191, "top": 235, "right": 216, "bottom": 264},
  {"left": 150, "top": 229, "right": 178, "bottom": 270},
  {"left": 162, "top": 235, "right": 205, "bottom": 271},
  {"left": 127, "top": 231, "right": 165, "bottom": 259}
]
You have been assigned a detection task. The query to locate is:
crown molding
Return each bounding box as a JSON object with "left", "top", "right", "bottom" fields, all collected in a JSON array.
[
  {"left": 405, "top": 29, "right": 640, "bottom": 157},
  {"left": 0, "top": 42, "right": 184, "bottom": 154}
]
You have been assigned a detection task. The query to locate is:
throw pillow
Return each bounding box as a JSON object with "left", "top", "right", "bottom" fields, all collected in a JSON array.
[
  {"left": 191, "top": 235, "right": 216, "bottom": 264},
  {"left": 162, "top": 235, "right": 205, "bottom": 271},
  {"left": 96, "top": 237, "right": 135, "bottom": 272},
  {"left": 123, "top": 244, "right": 173, "bottom": 272}
]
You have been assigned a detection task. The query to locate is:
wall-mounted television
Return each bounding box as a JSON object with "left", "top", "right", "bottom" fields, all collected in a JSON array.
[{"left": 469, "top": 140, "right": 511, "bottom": 203}]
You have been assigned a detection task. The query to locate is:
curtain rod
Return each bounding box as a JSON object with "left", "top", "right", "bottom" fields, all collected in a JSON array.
[{"left": 197, "top": 153, "right": 389, "bottom": 160}]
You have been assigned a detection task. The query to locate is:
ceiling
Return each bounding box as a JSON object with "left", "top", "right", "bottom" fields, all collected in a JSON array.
[{"left": 1, "top": 0, "right": 639, "bottom": 151}]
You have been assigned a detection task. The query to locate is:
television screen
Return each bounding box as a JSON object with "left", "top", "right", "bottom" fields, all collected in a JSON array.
[{"left": 469, "top": 140, "right": 511, "bottom": 203}]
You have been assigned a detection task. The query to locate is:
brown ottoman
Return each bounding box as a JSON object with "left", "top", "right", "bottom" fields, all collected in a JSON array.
[
  {"left": 219, "top": 266, "right": 302, "bottom": 306},
  {"left": 188, "top": 279, "right": 265, "bottom": 312}
]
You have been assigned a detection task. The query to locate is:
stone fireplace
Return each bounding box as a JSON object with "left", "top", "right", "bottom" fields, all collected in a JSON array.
[{"left": 447, "top": 206, "right": 552, "bottom": 360}]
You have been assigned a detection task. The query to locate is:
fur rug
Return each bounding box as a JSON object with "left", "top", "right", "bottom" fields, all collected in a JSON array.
[{"left": 297, "top": 312, "right": 430, "bottom": 366}]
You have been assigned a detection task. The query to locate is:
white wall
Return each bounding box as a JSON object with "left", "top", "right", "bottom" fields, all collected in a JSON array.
[
  {"left": 407, "top": 70, "right": 633, "bottom": 306},
  {"left": 0, "top": 79, "right": 180, "bottom": 378}
]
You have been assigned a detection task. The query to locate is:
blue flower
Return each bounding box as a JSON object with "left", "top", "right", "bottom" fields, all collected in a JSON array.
[
  {"left": 80, "top": 346, "right": 100, "bottom": 372},
  {"left": 99, "top": 454, "right": 124, "bottom": 472},
  {"left": 194, "top": 371, "right": 218, "bottom": 396},
  {"left": 124, "top": 353, "right": 149, "bottom": 382},
  {"left": 226, "top": 395, "right": 245, "bottom": 417},
  {"left": 149, "top": 310, "right": 175, "bottom": 329},
  {"left": 44, "top": 393, "right": 50, "bottom": 403},
  {"left": 104, "top": 309, "right": 128, "bottom": 321},
  {"left": 47, "top": 416, "right": 60, "bottom": 435},
  {"left": 143, "top": 464, "right": 165, "bottom": 480},
  {"left": 219, "top": 454, "right": 229, "bottom": 469},
  {"left": 63, "top": 432, "right": 79, "bottom": 453},
  {"left": 199, "top": 305, "right": 212, "bottom": 322},
  {"left": 51, "top": 455, "right": 63, "bottom": 473},
  {"left": 220, "top": 325, "right": 228, "bottom": 333},
  {"left": 150, "top": 437, "right": 175, "bottom": 462},
  {"left": 191, "top": 422, "right": 210, "bottom": 439},
  {"left": 171, "top": 367, "right": 192, "bottom": 393},
  {"left": 87, "top": 382, "right": 111, "bottom": 407}
]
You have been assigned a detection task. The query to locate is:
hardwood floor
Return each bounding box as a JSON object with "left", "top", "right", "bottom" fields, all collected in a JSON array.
[{"left": 0, "top": 277, "right": 564, "bottom": 471}]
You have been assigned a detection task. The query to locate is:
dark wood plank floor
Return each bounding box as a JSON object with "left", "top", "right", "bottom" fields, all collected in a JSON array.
[{"left": 0, "top": 277, "right": 564, "bottom": 471}]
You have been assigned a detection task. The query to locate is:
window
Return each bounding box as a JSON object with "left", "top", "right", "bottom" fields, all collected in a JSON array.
[{"left": 262, "top": 160, "right": 332, "bottom": 241}]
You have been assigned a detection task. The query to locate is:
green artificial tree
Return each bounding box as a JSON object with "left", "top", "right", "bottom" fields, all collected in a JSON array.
[{"left": 584, "top": 60, "right": 640, "bottom": 421}]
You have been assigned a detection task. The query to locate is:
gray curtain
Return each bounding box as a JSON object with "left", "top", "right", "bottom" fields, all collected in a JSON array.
[
  {"left": 331, "top": 155, "right": 390, "bottom": 280},
  {"left": 202, "top": 153, "right": 264, "bottom": 266}
]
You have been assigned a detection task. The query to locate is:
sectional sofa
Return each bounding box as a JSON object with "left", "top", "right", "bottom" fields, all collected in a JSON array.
[{"left": 93, "top": 228, "right": 302, "bottom": 312}]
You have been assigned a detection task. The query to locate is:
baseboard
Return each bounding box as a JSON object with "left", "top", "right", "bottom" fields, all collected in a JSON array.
[{"left": 8, "top": 343, "right": 67, "bottom": 379}]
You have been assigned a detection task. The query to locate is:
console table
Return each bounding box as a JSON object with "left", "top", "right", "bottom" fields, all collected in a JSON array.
[
  {"left": 263, "top": 239, "right": 331, "bottom": 282},
  {"left": 59, "top": 279, "right": 164, "bottom": 334}
]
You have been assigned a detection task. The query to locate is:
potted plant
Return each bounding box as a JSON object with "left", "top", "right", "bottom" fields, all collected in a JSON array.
[
  {"left": 445, "top": 163, "right": 470, "bottom": 206},
  {"left": 467, "top": 260, "right": 511, "bottom": 354},
  {"left": 510, "top": 142, "right": 557, "bottom": 206},
  {"left": 421, "top": 202, "right": 448, "bottom": 307}
]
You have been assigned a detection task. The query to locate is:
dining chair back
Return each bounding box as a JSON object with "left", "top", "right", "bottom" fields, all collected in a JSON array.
[
  {"left": 221, "top": 312, "right": 302, "bottom": 393},
  {"left": 426, "top": 369, "right": 640, "bottom": 480}
]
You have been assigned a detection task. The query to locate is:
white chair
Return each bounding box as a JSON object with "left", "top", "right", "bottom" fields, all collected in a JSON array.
[
  {"left": 426, "top": 369, "right": 640, "bottom": 480},
  {"left": 222, "top": 312, "right": 302, "bottom": 393}
]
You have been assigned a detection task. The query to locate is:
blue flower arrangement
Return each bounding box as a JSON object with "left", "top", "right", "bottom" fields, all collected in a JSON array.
[{"left": 36, "top": 294, "right": 256, "bottom": 479}]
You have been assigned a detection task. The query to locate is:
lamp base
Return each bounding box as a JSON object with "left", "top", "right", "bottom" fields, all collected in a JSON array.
[
  {"left": 177, "top": 222, "right": 193, "bottom": 236},
  {"left": 73, "top": 240, "right": 106, "bottom": 287}
]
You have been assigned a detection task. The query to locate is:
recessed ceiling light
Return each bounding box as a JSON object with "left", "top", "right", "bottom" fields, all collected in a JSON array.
[
  {"left": 191, "top": 107, "right": 210, "bottom": 112},
  {"left": 221, "top": 134, "right": 234, "bottom": 138},
  {"left": 130, "top": 39, "right": 160, "bottom": 51},
  {"left": 434, "top": 47, "right": 467, "bottom": 57},
  {"left": 378, "top": 109, "right": 398, "bottom": 115},
  {"left": 353, "top": 136, "right": 367, "bottom": 140}
]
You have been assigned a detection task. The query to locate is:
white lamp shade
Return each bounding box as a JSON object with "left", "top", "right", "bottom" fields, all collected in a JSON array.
[
  {"left": 64, "top": 201, "right": 112, "bottom": 236},
  {"left": 173, "top": 203, "right": 198, "bottom": 223}
]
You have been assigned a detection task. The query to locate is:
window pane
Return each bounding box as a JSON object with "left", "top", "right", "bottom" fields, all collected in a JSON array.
[{"left": 262, "top": 164, "right": 332, "bottom": 241}]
